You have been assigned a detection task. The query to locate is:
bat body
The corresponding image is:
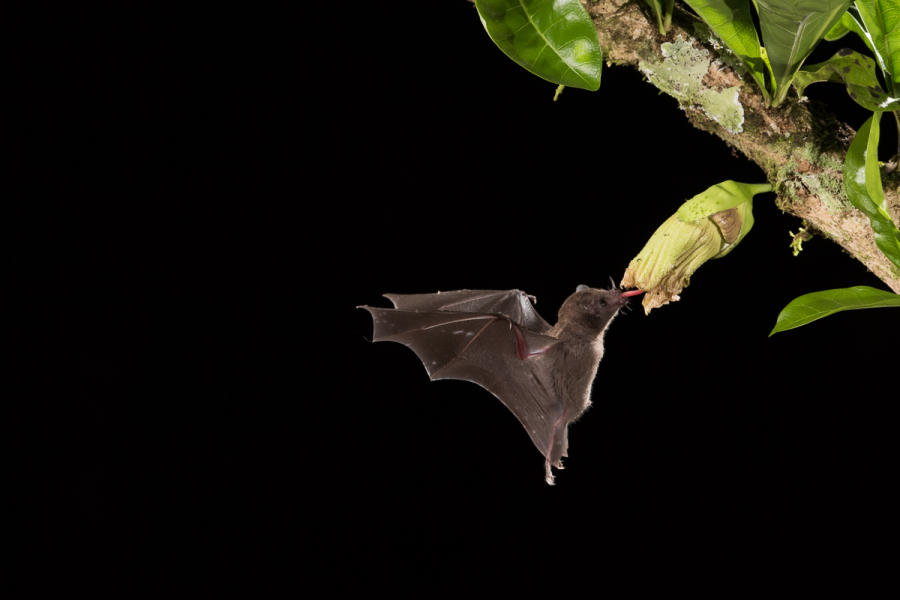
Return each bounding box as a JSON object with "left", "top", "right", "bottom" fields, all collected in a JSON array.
[{"left": 360, "top": 285, "right": 637, "bottom": 484}]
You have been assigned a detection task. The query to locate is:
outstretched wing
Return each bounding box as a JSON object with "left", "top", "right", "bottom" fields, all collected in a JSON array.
[
  {"left": 360, "top": 303, "right": 569, "bottom": 481},
  {"left": 383, "top": 289, "right": 552, "bottom": 334}
]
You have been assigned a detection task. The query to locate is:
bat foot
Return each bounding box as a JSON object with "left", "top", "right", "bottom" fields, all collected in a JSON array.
[{"left": 544, "top": 461, "right": 556, "bottom": 486}]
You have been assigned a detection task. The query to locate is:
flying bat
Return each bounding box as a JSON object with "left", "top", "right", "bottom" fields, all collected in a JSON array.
[{"left": 359, "top": 284, "right": 642, "bottom": 484}]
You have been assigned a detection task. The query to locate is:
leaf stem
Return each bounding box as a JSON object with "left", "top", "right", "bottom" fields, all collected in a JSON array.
[
  {"left": 748, "top": 183, "right": 774, "bottom": 195},
  {"left": 553, "top": 84, "right": 565, "bottom": 102}
]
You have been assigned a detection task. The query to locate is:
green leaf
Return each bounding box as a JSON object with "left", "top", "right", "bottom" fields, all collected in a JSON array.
[
  {"left": 832, "top": 9, "right": 884, "bottom": 65},
  {"left": 474, "top": 0, "right": 603, "bottom": 90},
  {"left": 683, "top": 0, "right": 771, "bottom": 102},
  {"left": 825, "top": 12, "right": 854, "bottom": 40},
  {"left": 793, "top": 49, "right": 900, "bottom": 111},
  {"left": 756, "top": 0, "right": 853, "bottom": 105},
  {"left": 769, "top": 286, "right": 900, "bottom": 335},
  {"left": 855, "top": 0, "right": 900, "bottom": 91},
  {"left": 643, "top": 0, "right": 675, "bottom": 35},
  {"left": 843, "top": 112, "right": 900, "bottom": 269}
]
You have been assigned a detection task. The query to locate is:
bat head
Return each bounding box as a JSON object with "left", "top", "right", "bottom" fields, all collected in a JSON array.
[{"left": 558, "top": 284, "right": 634, "bottom": 335}]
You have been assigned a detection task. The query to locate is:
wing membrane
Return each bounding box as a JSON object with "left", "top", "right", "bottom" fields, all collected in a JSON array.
[
  {"left": 383, "top": 289, "right": 553, "bottom": 333},
  {"left": 360, "top": 304, "right": 565, "bottom": 473}
]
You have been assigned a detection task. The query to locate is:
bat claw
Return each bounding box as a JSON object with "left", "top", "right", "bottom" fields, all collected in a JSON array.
[{"left": 544, "top": 461, "right": 556, "bottom": 485}]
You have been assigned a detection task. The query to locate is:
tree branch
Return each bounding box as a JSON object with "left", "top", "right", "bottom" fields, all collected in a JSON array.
[
  {"left": 468, "top": 0, "right": 899, "bottom": 291},
  {"left": 587, "top": 0, "right": 900, "bottom": 291}
]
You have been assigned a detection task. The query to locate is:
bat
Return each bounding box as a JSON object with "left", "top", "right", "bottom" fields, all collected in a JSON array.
[{"left": 359, "top": 284, "right": 642, "bottom": 484}]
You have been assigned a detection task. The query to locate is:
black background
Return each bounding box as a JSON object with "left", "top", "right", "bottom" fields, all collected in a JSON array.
[{"left": 24, "top": 1, "right": 899, "bottom": 592}]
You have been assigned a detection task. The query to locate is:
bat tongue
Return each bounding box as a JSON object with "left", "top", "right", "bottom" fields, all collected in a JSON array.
[{"left": 621, "top": 289, "right": 644, "bottom": 298}]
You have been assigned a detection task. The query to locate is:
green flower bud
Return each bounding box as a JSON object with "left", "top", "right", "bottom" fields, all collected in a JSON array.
[{"left": 621, "top": 181, "right": 772, "bottom": 314}]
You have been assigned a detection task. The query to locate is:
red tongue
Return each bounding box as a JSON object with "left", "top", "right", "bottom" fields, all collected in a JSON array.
[{"left": 621, "top": 289, "right": 644, "bottom": 298}]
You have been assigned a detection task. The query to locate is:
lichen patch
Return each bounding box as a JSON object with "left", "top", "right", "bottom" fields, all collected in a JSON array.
[{"left": 639, "top": 37, "right": 744, "bottom": 134}]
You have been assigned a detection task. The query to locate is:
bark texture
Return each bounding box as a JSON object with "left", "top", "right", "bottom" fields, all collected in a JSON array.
[{"left": 588, "top": 0, "right": 899, "bottom": 291}]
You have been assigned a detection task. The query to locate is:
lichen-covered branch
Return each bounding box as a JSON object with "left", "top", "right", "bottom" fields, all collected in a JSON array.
[
  {"left": 462, "top": 0, "right": 899, "bottom": 289},
  {"left": 585, "top": 0, "right": 900, "bottom": 291}
]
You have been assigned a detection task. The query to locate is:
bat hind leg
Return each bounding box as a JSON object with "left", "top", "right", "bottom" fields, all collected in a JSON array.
[{"left": 544, "top": 457, "right": 564, "bottom": 486}]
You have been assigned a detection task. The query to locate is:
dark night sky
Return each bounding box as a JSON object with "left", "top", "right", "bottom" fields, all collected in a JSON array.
[{"left": 24, "top": 1, "right": 898, "bottom": 593}]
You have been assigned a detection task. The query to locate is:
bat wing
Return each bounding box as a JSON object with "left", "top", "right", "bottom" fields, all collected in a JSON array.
[
  {"left": 383, "top": 289, "right": 553, "bottom": 334},
  {"left": 361, "top": 304, "right": 571, "bottom": 483}
]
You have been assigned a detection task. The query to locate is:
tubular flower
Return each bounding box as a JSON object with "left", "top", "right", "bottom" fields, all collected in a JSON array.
[{"left": 621, "top": 181, "right": 772, "bottom": 314}]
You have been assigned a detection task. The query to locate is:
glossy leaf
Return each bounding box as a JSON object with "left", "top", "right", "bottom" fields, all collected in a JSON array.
[
  {"left": 475, "top": 0, "right": 603, "bottom": 90},
  {"left": 643, "top": 0, "right": 675, "bottom": 35},
  {"left": 823, "top": 9, "right": 886, "bottom": 75},
  {"left": 756, "top": 0, "right": 853, "bottom": 105},
  {"left": 843, "top": 113, "right": 900, "bottom": 269},
  {"left": 855, "top": 0, "right": 900, "bottom": 91},
  {"left": 684, "top": 0, "right": 770, "bottom": 102},
  {"left": 793, "top": 49, "right": 900, "bottom": 111},
  {"left": 769, "top": 286, "right": 900, "bottom": 335},
  {"left": 825, "top": 12, "right": 854, "bottom": 40}
]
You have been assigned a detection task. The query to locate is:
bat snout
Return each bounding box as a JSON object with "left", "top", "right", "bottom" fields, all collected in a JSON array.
[{"left": 605, "top": 290, "right": 630, "bottom": 307}]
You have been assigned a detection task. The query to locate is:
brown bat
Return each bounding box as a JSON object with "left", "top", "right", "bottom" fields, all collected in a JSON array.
[{"left": 359, "top": 284, "right": 642, "bottom": 484}]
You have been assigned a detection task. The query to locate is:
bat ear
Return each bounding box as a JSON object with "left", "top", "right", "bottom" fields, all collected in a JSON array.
[{"left": 576, "top": 284, "right": 589, "bottom": 292}]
